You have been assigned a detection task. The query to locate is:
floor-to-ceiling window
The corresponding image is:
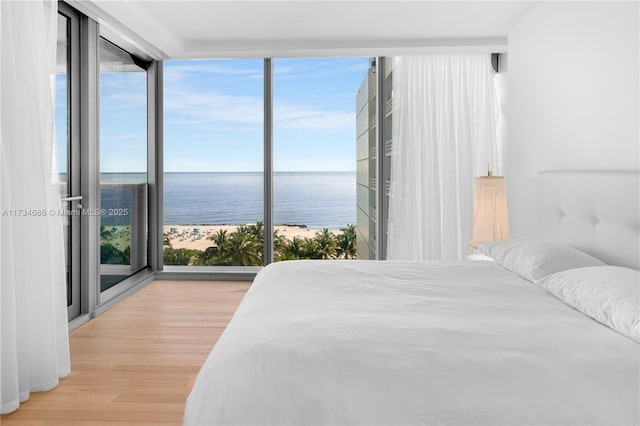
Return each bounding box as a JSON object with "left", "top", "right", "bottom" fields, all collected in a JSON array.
[
  {"left": 163, "top": 59, "right": 264, "bottom": 266},
  {"left": 99, "top": 38, "right": 149, "bottom": 290},
  {"left": 272, "top": 58, "right": 367, "bottom": 261},
  {"left": 96, "top": 54, "right": 390, "bottom": 287},
  {"left": 162, "top": 57, "right": 369, "bottom": 267}
]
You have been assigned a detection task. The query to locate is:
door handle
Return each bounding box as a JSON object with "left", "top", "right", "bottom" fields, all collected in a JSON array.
[
  {"left": 60, "top": 195, "right": 83, "bottom": 202},
  {"left": 60, "top": 195, "right": 83, "bottom": 209}
]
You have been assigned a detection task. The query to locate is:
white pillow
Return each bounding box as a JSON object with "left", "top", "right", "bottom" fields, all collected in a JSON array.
[
  {"left": 479, "top": 239, "right": 605, "bottom": 282},
  {"left": 537, "top": 266, "right": 640, "bottom": 342}
]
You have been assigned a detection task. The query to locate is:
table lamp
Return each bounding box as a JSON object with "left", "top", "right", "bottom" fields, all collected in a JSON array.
[{"left": 469, "top": 163, "right": 510, "bottom": 251}]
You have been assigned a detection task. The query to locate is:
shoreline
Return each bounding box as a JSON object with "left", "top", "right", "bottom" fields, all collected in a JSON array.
[{"left": 163, "top": 224, "right": 323, "bottom": 251}]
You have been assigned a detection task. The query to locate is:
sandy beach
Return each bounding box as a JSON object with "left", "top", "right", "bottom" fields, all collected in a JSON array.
[{"left": 164, "top": 224, "right": 320, "bottom": 251}]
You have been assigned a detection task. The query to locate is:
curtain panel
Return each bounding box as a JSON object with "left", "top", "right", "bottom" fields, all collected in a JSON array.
[
  {"left": 1, "top": 0, "right": 70, "bottom": 414},
  {"left": 387, "top": 54, "right": 500, "bottom": 261}
]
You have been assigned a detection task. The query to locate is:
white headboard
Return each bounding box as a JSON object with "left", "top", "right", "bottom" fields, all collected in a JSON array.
[{"left": 538, "top": 170, "right": 640, "bottom": 270}]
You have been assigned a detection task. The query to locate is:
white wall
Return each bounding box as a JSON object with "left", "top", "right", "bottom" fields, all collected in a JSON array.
[{"left": 506, "top": 1, "right": 639, "bottom": 238}]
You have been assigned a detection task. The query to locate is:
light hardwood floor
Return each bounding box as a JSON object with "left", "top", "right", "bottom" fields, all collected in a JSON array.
[{"left": 1, "top": 280, "right": 251, "bottom": 425}]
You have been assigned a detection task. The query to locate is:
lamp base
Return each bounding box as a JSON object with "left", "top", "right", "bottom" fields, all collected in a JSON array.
[{"left": 468, "top": 241, "right": 482, "bottom": 255}]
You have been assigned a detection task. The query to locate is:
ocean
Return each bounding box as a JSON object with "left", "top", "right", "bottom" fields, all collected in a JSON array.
[{"left": 100, "top": 172, "right": 356, "bottom": 230}]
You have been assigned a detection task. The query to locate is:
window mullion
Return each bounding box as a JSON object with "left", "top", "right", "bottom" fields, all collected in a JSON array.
[{"left": 263, "top": 58, "right": 274, "bottom": 265}]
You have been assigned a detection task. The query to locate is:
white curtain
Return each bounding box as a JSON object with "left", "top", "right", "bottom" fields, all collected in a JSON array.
[
  {"left": 387, "top": 54, "right": 499, "bottom": 261},
  {"left": 1, "top": 0, "right": 70, "bottom": 414},
  {"left": 494, "top": 71, "right": 508, "bottom": 175}
]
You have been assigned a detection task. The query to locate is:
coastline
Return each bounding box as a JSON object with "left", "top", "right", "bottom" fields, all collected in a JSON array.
[{"left": 163, "top": 224, "right": 320, "bottom": 251}]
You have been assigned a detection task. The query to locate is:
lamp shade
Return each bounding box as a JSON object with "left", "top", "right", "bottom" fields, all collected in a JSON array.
[{"left": 470, "top": 176, "right": 510, "bottom": 246}]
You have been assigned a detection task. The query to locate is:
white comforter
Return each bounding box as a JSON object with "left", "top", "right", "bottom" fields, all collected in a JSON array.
[{"left": 184, "top": 260, "right": 640, "bottom": 425}]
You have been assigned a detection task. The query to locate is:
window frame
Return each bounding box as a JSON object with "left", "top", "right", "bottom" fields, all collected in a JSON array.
[
  {"left": 96, "top": 35, "right": 158, "bottom": 306},
  {"left": 157, "top": 56, "right": 388, "bottom": 278}
]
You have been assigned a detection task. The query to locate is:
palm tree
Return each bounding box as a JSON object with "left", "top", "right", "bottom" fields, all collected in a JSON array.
[
  {"left": 208, "top": 229, "right": 228, "bottom": 249},
  {"left": 235, "top": 224, "right": 250, "bottom": 236},
  {"left": 248, "top": 221, "right": 264, "bottom": 241},
  {"left": 275, "top": 251, "right": 297, "bottom": 261},
  {"left": 302, "top": 238, "right": 320, "bottom": 259},
  {"left": 203, "top": 229, "right": 230, "bottom": 264},
  {"left": 285, "top": 236, "right": 305, "bottom": 259},
  {"left": 273, "top": 229, "right": 288, "bottom": 259},
  {"left": 224, "top": 229, "right": 262, "bottom": 266},
  {"left": 337, "top": 224, "right": 357, "bottom": 259},
  {"left": 313, "top": 228, "right": 337, "bottom": 259}
]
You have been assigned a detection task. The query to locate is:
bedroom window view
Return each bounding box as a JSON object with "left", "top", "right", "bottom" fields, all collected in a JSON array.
[
  {"left": 99, "top": 38, "right": 149, "bottom": 291},
  {"left": 163, "top": 59, "right": 264, "bottom": 266},
  {"left": 4, "top": 1, "right": 640, "bottom": 423},
  {"left": 272, "top": 57, "right": 367, "bottom": 262}
]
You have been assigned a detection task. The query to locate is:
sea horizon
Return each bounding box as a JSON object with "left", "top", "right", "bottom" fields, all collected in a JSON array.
[
  {"left": 99, "top": 170, "right": 356, "bottom": 174},
  {"left": 99, "top": 171, "right": 357, "bottom": 230}
]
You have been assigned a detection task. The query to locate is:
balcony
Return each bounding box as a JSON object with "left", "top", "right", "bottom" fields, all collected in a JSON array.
[{"left": 99, "top": 183, "right": 148, "bottom": 291}]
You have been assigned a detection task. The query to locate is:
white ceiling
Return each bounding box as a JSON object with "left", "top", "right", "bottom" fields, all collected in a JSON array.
[{"left": 82, "top": 1, "right": 533, "bottom": 59}]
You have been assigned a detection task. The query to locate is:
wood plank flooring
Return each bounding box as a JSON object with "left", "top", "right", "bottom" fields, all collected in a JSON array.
[{"left": 1, "top": 280, "right": 251, "bottom": 425}]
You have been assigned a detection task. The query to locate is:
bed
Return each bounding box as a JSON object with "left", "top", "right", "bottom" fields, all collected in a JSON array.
[{"left": 184, "top": 170, "right": 640, "bottom": 425}]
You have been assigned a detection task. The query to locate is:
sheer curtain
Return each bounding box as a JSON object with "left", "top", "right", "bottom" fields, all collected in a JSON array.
[
  {"left": 387, "top": 55, "right": 499, "bottom": 261},
  {"left": 1, "top": 0, "right": 70, "bottom": 414}
]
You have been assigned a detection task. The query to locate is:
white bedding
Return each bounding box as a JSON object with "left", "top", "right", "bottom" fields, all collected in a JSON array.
[{"left": 184, "top": 260, "right": 640, "bottom": 425}]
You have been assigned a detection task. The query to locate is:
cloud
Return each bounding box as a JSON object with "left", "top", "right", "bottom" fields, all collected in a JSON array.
[
  {"left": 165, "top": 88, "right": 263, "bottom": 126},
  {"left": 100, "top": 73, "right": 147, "bottom": 112},
  {"left": 275, "top": 102, "right": 354, "bottom": 129},
  {"left": 165, "top": 90, "right": 355, "bottom": 130},
  {"left": 161, "top": 57, "right": 364, "bottom": 145},
  {"left": 165, "top": 87, "right": 355, "bottom": 130},
  {"left": 164, "top": 61, "right": 263, "bottom": 83},
  {"left": 273, "top": 57, "right": 370, "bottom": 81}
]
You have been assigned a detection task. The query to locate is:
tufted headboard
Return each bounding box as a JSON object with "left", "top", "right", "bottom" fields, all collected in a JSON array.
[{"left": 538, "top": 170, "right": 640, "bottom": 270}]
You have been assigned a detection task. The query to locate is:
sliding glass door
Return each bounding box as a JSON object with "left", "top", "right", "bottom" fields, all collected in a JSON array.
[
  {"left": 53, "top": 3, "right": 162, "bottom": 323},
  {"left": 56, "top": 5, "right": 81, "bottom": 320},
  {"left": 99, "top": 38, "right": 150, "bottom": 291}
]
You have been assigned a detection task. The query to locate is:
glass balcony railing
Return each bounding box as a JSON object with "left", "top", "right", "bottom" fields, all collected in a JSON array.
[
  {"left": 58, "top": 181, "right": 148, "bottom": 292},
  {"left": 99, "top": 183, "right": 148, "bottom": 290}
]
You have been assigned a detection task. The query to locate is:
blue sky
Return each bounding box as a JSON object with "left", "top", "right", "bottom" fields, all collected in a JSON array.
[{"left": 56, "top": 57, "right": 370, "bottom": 173}]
